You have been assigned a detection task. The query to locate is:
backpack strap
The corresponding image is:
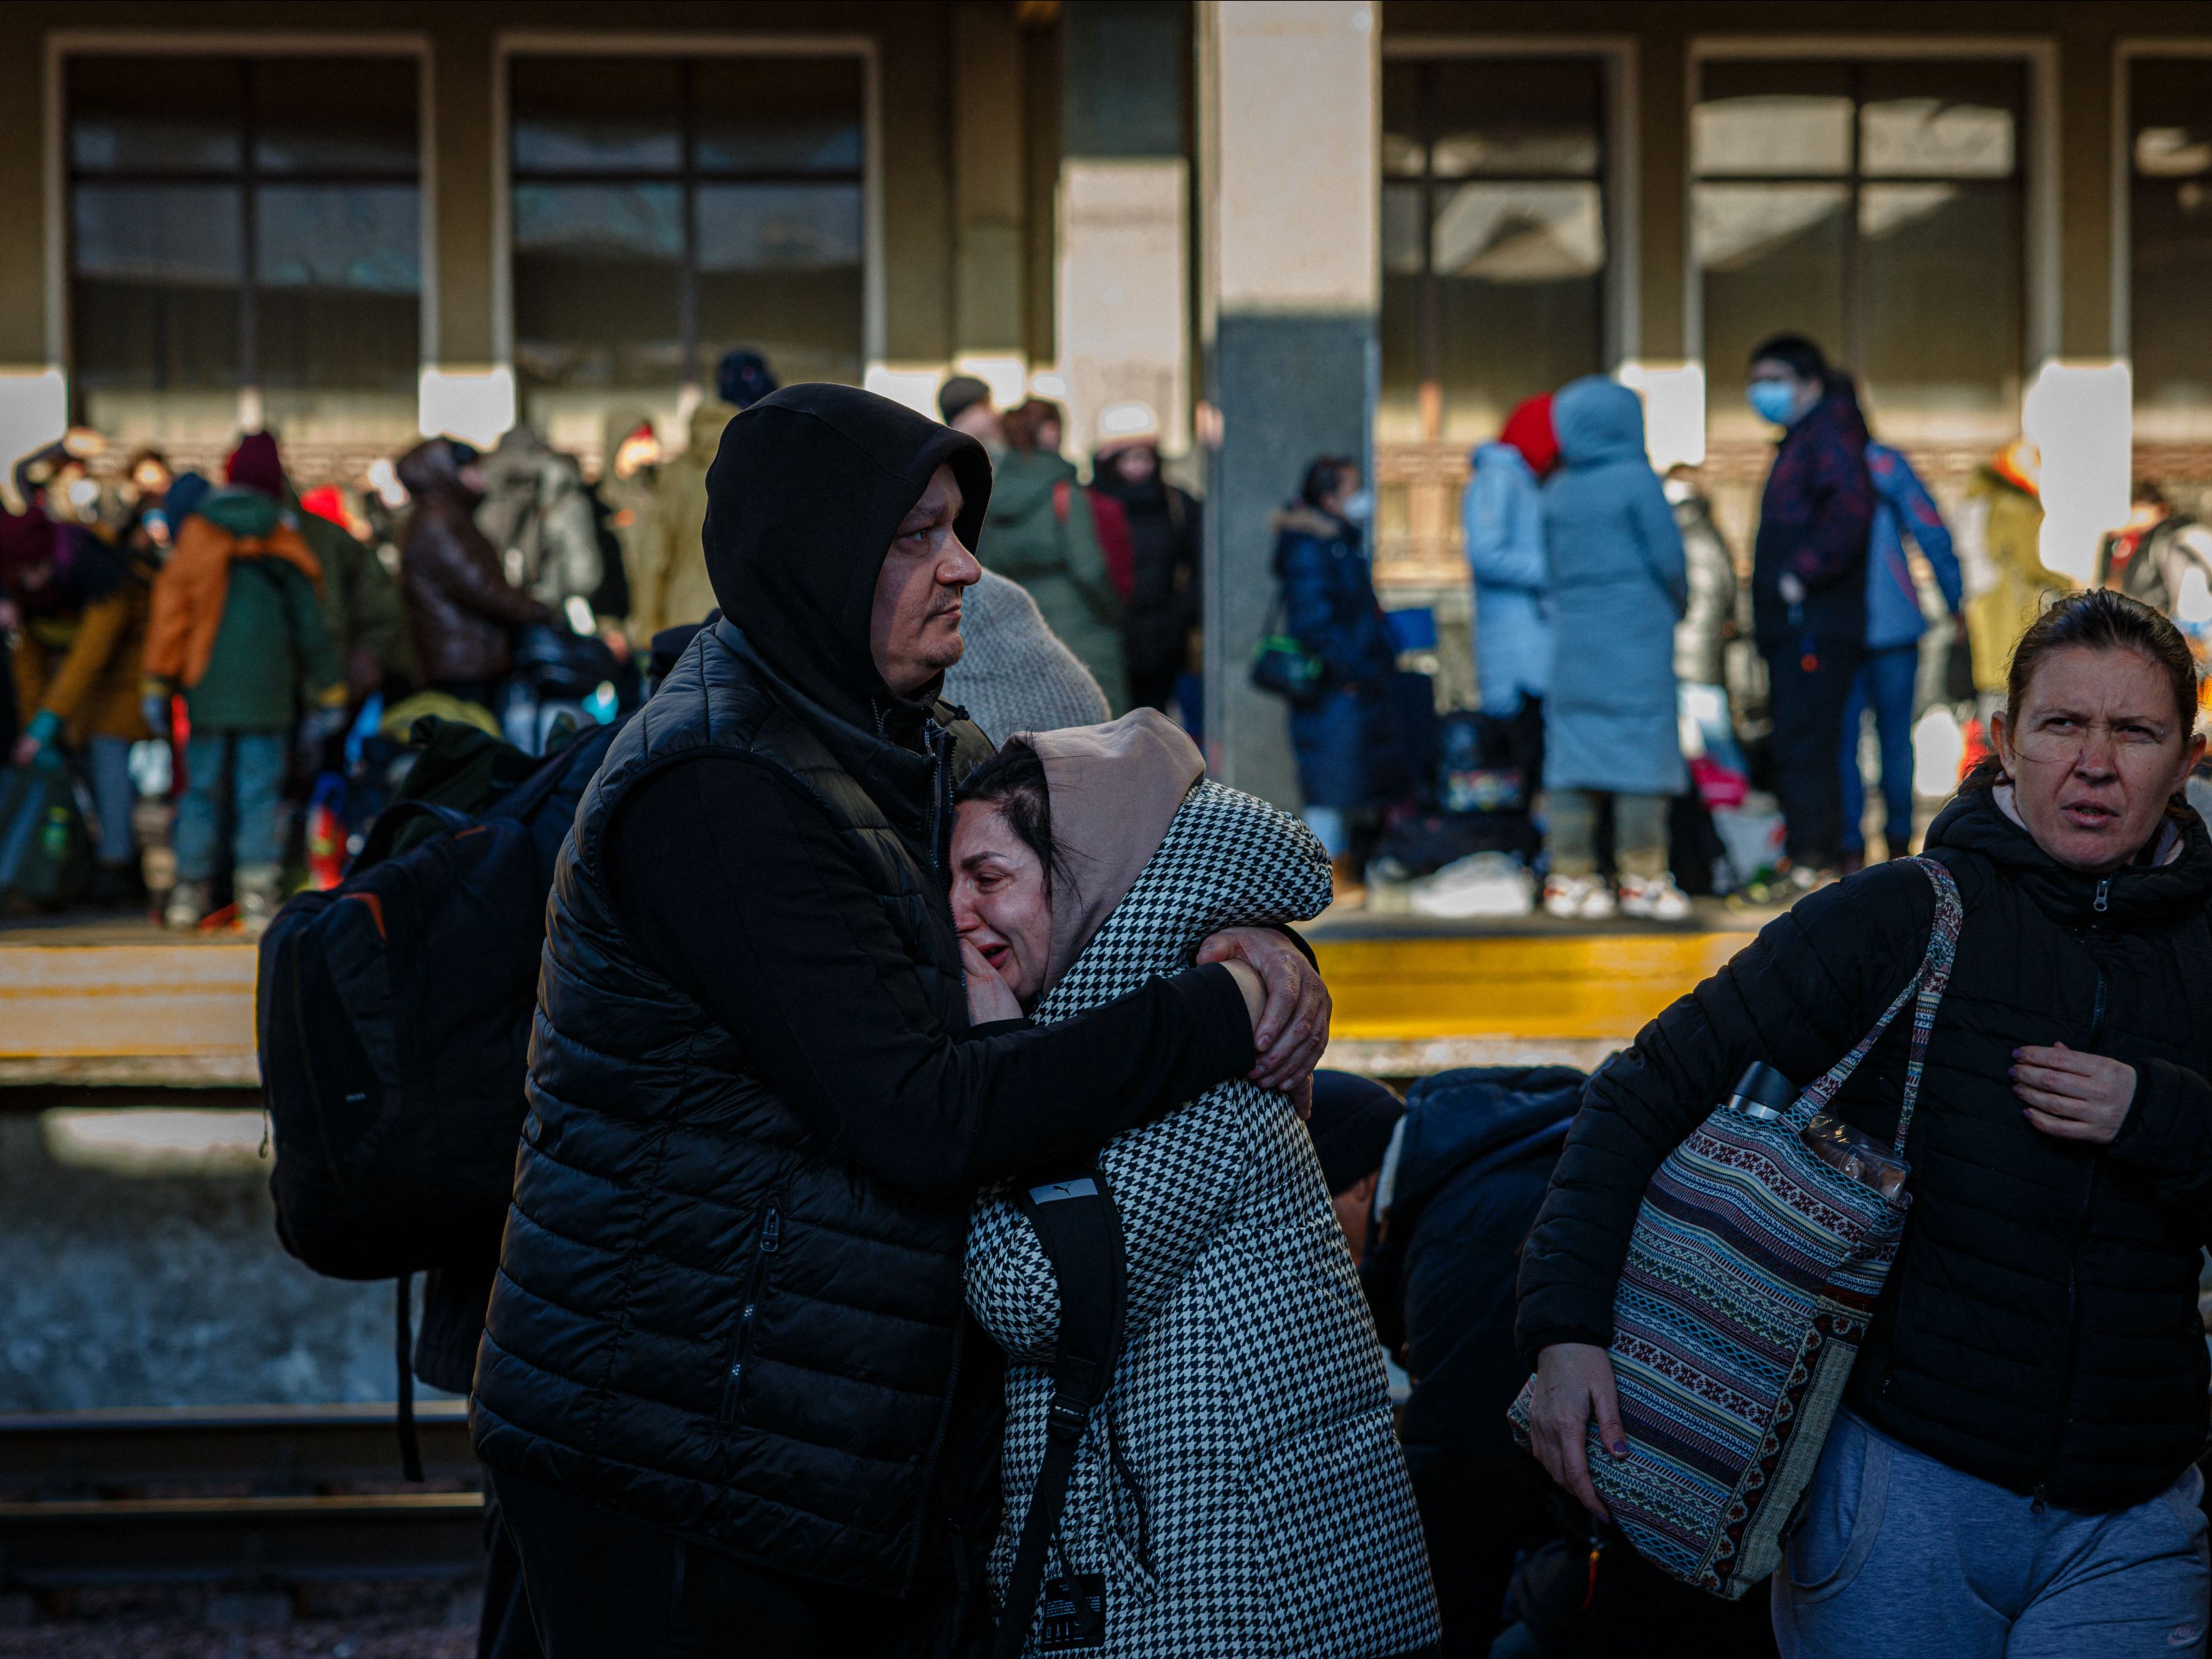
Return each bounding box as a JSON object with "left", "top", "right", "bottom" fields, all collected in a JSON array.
[{"left": 992, "top": 1167, "right": 1127, "bottom": 1659}]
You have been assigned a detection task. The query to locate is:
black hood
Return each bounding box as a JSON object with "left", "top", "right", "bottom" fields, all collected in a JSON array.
[
  {"left": 1392, "top": 1066, "right": 1584, "bottom": 1217},
  {"left": 1924, "top": 780, "right": 2212, "bottom": 930},
  {"left": 704, "top": 384, "right": 991, "bottom": 734}
]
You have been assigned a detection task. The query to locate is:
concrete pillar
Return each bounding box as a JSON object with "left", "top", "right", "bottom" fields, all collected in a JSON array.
[
  {"left": 1196, "top": 0, "right": 1377, "bottom": 806},
  {"left": 953, "top": 0, "right": 1029, "bottom": 387},
  {"left": 0, "top": 40, "right": 65, "bottom": 499},
  {"left": 1057, "top": 1, "right": 1191, "bottom": 459},
  {"left": 417, "top": 24, "right": 511, "bottom": 445}
]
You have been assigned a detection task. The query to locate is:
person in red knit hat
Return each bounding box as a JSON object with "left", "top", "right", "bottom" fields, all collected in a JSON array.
[{"left": 1463, "top": 392, "right": 1561, "bottom": 830}]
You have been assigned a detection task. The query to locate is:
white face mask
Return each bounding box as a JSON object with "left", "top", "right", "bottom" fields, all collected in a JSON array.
[{"left": 1338, "top": 488, "right": 1374, "bottom": 524}]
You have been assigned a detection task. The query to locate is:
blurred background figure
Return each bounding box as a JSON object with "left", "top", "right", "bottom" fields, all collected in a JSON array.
[
  {"left": 1539, "top": 376, "right": 1689, "bottom": 922},
  {"left": 1962, "top": 439, "right": 2066, "bottom": 726},
  {"left": 937, "top": 374, "right": 1000, "bottom": 446},
  {"left": 476, "top": 428, "right": 602, "bottom": 628},
  {"left": 628, "top": 400, "right": 734, "bottom": 647},
  {"left": 1842, "top": 440, "right": 1961, "bottom": 866},
  {"left": 1464, "top": 396, "right": 1559, "bottom": 797},
  {"left": 395, "top": 438, "right": 550, "bottom": 710},
  {"left": 280, "top": 444, "right": 415, "bottom": 711},
  {"left": 716, "top": 347, "right": 779, "bottom": 413},
  {"left": 2097, "top": 480, "right": 2212, "bottom": 626},
  {"left": 592, "top": 406, "right": 659, "bottom": 638},
  {"left": 1272, "top": 455, "right": 1399, "bottom": 903},
  {"left": 1745, "top": 334, "right": 1875, "bottom": 888},
  {"left": 976, "top": 397, "right": 1128, "bottom": 711},
  {"left": 1090, "top": 402, "right": 1201, "bottom": 718},
  {"left": 143, "top": 442, "right": 342, "bottom": 935}
]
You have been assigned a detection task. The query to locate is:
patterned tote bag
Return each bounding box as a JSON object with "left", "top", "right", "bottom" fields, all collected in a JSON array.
[{"left": 1510, "top": 856, "right": 1962, "bottom": 1600}]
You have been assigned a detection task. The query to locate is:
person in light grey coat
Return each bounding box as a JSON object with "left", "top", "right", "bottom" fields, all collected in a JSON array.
[
  {"left": 942, "top": 565, "right": 1111, "bottom": 742},
  {"left": 1540, "top": 376, "right": 1689, "bottom": 920}
]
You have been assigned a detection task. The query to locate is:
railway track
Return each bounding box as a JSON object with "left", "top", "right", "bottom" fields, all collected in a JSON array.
[{"left": 0, "top": 1402, "right": 483, "bottom": 1590}]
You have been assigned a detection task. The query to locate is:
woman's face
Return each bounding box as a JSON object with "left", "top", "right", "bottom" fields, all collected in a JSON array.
[
  {"left": 1992, "top": 645, "right": 2206, "bottom": 873},
  {"left": 951, "top": 800, "right": 1054, "bottom": 1007}
]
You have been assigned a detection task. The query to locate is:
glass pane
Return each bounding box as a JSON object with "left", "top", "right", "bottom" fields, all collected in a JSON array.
[
  {"left": 257, "top": 285, "right": 419, "bottom": 392},
  {"left": 1429, "top": 59, "right": 1601, "bottom": 177},
  {"left": 1696, "top": 182, "right": 1846, "bottom": 413},
  {"left": 2132, "top": 60, "right": 2212, "bottom": 423},
  {"left": 1382, "top": 60, "right": 1424, "bottom": 179},
  {"left": 694, "top": 58, "right": 863, "bottom": 174},
  {"left": 1432, "top": 181, "right": 1604, "bottom": 281},
  {"left": 1860, "top": 185, "right": 2021, "bottom": 416},
  {"left": 696, "top": 184, "right": 860, "bottom": 270},
  {"left": 69, "top": 57, "right": 242, "bottom": 173},
  {"left": 256, "top": 185, "right": 419, "bottom": 292},
  {"left": 1377, "top": 268, "right": 1424, "bottom": 443},
  {"left": 1694, "top": 61, "right": 1851, "bottom": 177},
  {"left": 1381, "top": 183, "right": 1425, "bottom": 277},
  {"left": 1436, "top": 266, "right": 1602, "bottom": 443},
  {"left": 512, "top": 58, "right": 681, "bottom": 173},
  {"left": 512, "top": 183, "right": 683, "bottom": 392},
  {"left": 70, "top": 185, "right": 242, "bottom": 389},
  {"left": 1859, "top": 62, "right": 2020, "bottom": 178},
  {"left": 253, "top": 57, "right": 417, "bottom": 173}
]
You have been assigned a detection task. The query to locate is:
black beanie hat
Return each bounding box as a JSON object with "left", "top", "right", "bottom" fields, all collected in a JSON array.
[{"left": 1304, "top": 1071, "right": 1404, "bottom": 1196}]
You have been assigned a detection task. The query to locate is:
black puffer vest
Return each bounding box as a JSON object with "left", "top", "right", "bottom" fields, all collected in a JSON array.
[
  {"left": 471, "top": 623, "right": 994, "bottom": 1592},
  {"left": 1839, "top": 788, "right": 2212, "bottom": 1509}
]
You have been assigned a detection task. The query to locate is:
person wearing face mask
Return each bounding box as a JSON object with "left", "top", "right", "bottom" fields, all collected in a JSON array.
[
  {"left": 1519, "top": 588, "right": 2212, "bottom": 1657},
  {"left": 1744, "top": 334, "right": 1877, "bottom": 890},
  {"left": 471, "top": 387, "right": 1330, "bottom": 1658},
  {"left": 1272, "top": 456, "right": 1401, "bottom": 901},
  {"left": 953, "top": 711, "right": 1440, "bottom": 1659}
]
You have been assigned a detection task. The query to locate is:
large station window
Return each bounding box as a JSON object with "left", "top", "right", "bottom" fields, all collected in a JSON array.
[
  {"left": 509, "top": 54, "right": 865, "bottom": 432},
  {"left": 67, "top": 55, "right": 422, "bottom": 446},
  {"left": 2129, "top": 57, "right": 2212, "bottom": 438},
  {"left": 1694, "top": 59, "right": 2025, "bottom": 440},
  {"left": 1380, "top": 56, "right": 1609, "bottom": 447}
]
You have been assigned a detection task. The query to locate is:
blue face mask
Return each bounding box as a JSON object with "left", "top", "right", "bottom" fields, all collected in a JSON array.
[{"left": 1747, "top": 380, "right": 1799, "bottom": 426}]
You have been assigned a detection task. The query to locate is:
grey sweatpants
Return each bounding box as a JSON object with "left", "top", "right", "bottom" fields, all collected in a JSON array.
[{"left": 1774, "top": 1409, "right": 2210, "bottom": 1658}]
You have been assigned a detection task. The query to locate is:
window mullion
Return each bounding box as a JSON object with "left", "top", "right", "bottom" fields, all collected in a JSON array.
[
  {"left": 680, "top": 59, "right": 700, "bottom": 394},
  {"left": 240, "top": 56, "right": 258, "bottom": 397}
]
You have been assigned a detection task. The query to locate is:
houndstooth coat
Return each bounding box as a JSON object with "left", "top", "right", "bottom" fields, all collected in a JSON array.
[{"left": 967, "top": 780, "right": 1440, "bottom": 1658}]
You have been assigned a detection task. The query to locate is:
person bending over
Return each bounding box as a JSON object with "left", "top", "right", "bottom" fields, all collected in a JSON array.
[{"left": 955, "top": 711, "right": 1439, "bottom": 1659}]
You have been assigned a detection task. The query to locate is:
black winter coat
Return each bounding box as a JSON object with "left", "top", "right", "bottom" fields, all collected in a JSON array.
[
  {"left": 1518, "top": 783, "right": 2212, "bottom": 1512},
  {"left": 471, "top": 386, "right": 1255, "bottom": 1596},
  {"left": 1090, "top": 467, "right": 1199, "bottom": 690}
]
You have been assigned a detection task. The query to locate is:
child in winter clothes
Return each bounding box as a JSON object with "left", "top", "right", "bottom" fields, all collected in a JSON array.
[
  {"left": 143, "top": 438, "right": 343, "bottom": 933},
  {"left": 955, "top": 712, "right": 1440, "bottom": 1659}
]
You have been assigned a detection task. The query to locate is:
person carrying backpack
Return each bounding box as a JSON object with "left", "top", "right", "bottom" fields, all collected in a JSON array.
[{"left": 143, "top": 442, "right": 344, "bottom": 933}]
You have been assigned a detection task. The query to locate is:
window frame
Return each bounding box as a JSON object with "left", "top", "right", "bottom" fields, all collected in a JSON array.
[
  {"left": 1381, "top": 34, "right": 1637, "bottom": 443},
  {"left": 43, "top": 29, "right": 433, "bottom": 422},
  {"left": 492, "top": 31, "right": 882, "bottom": 396},
  {"left": 1684, "top": 35, "right": 2058, "bottom": 382},
  {"left": 2111, "top": 37, "right": 2212, "bottom": 366}
]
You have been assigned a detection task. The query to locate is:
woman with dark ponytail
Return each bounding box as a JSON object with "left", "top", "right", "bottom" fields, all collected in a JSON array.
[{"left": 1521, "top": 589, "right": 2212, "bottom": 1655}]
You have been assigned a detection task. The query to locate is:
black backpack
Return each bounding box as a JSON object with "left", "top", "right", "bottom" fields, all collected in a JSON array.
[{"left": 258, "top": 719, "right": 619, "bottom": 1280}]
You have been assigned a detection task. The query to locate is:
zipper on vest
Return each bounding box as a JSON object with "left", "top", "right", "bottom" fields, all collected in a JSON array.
[
  {"left": 900, "top": 1312, "right": 964, "bottom": 1595},
  {"left": 720, "top": 1204, "right": 781, "bottom": 1426},
  {"left": 2039, "top": 1160, "right": 2097, "bottom": 1500},
  {"left": 2093, "top": 877, "right": 2110, "bottom": 917}
]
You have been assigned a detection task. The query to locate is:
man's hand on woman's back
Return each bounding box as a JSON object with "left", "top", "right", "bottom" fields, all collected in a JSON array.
[{"left": 1196, "top": 927, "right": 1330, "bottom": 1098}]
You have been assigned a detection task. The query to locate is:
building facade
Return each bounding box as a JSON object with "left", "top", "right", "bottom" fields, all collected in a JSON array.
[{"left": 1, "top": 1, "right": 2208, "bottom": 796}]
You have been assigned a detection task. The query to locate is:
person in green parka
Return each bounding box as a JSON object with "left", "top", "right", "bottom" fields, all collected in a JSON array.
[
  {"left": 289, "top": 479, "right": 417, "bottom": 702},
  {"left": 142, "top": 436, "right": 343, "bottom": 934},
  {"left": 975, "top": 398, "right": 1129, "bottom": 711}
]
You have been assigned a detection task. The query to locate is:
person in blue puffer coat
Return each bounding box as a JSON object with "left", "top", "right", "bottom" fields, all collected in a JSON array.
[
  {"left": 1272, "top": 455, "right": 1400, "bottom": 894},
  {"left": 1464, "top": 395, "right": 1560, "bottom": 791},
  {"left": 1841, "top": 442, "right": 1962, "bottom": 866},
  {"left": 1539, "top": 376, "right": 1689, "bottom": 921}
]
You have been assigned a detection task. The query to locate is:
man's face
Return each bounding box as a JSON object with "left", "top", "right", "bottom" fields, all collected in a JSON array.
[{"left": 871, "top": 463, "right": 980, "bottom": 696}]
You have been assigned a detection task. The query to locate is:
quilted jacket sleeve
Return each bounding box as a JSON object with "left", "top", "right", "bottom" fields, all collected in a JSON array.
[
  {"left": 967, "top": 1082, "right": 1258, "bottom": 1364},
  {"left": 1515, "top": 861, "right": 1935, "bottom": 1357},
  {"left": 2109, "top": 1056, "right": 2212, "bottom": 1242}
]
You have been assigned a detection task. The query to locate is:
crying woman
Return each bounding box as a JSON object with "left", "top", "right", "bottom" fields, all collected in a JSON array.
[{"left": 953, "top": 709, "right": 1439, "bottom": 1659}]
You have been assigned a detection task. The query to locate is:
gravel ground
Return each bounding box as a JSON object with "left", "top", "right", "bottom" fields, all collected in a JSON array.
[{"left": 0, "top": 1582, "right": 479, "bottom": 1659}]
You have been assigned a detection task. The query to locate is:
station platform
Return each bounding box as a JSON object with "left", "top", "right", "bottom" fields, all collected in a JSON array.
[{"left": 0, "top": 898, "right": 1781, "bottom": 1087}]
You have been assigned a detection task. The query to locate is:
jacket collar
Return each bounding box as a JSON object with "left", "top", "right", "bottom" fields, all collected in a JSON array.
[{"left": 1924, "top": 782, "right": 2212, "bottom": 929}]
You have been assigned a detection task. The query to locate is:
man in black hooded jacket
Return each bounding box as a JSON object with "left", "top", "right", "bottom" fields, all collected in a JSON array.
[{"left": 470, "top": 385, "right": 1326, "bottom": 1657}]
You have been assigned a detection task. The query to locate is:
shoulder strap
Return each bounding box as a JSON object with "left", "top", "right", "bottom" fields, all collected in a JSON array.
[
  {"left": 992, "top": 1166, "right": 1127, "bottom": 1659},
  {"left": 1790, "top": 857, "right": 1963, "bottom": 1160}
]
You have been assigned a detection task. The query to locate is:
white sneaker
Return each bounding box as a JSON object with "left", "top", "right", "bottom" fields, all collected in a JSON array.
[
  {"left": 1543, "top": 874, "right": 1617, "bottom": 920},
  {"left": 163, "top": 880, "right": 209, "bottom": 932},
  {"left": 235, "top": 864, "right": 286, "bottom": 938},
  {"left": 1619, "top": 874, "right": 1693, "bottom": 922}
]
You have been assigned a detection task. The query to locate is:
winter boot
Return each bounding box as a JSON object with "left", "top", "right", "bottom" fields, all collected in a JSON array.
[
  {"left": 163, "top": 879, "right": 210, "bottom": 932},
  {"left": 235, "top": 864, "right": 286, "bottom": 938},
  {"left": 1542, "top": 873, "right": 1617, "bottom": 920},
  {"left": 1618, "top": 873, "right": 1692, "bottom": 922}
]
